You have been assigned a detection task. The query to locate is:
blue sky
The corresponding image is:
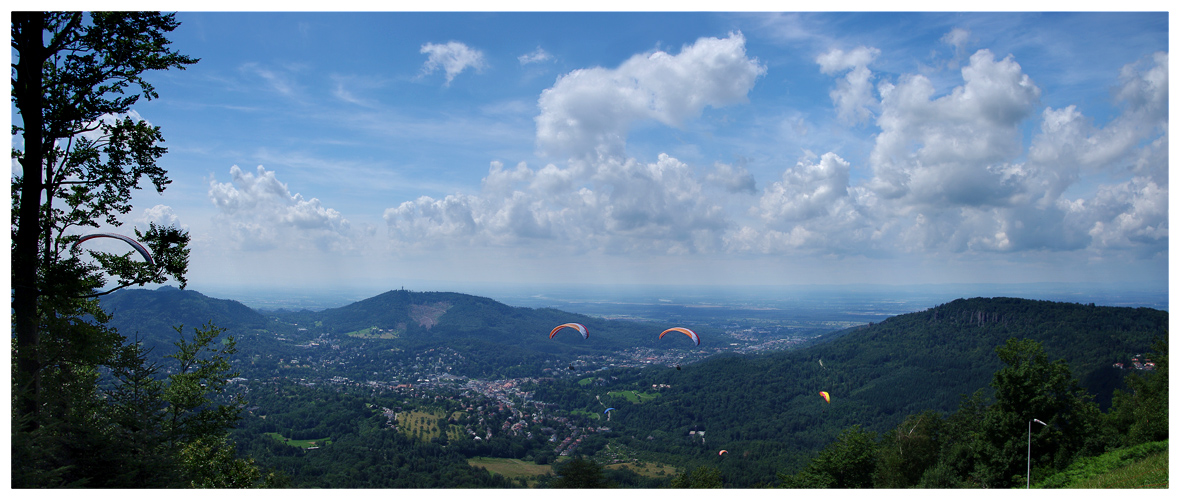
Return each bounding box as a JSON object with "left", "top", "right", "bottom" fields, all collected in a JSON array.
[{"left": 22, "top": 8, "right": 1170, "bottom": 294}]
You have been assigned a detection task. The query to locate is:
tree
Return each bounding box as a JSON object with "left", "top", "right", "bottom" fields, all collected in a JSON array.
[
  {"left": 550, "top": 456, "right": 614, "bottom": 488},
  {"left": 929, "top": 338, "right": 1108, "bottom": 488},
  {"left": 9, "top": 12, "right": 270, "bottom": 488},
  {"left": 873, "top": 410, "right": 945, "bottom": 488},
  {"left": 779, "top": 426, "right": 879, "bottom": 488},
  {"left": 12, "top": 11, "right": 196, "bottom": 427},
  {"left": 670, "top": 465, "right": 723, "bottom": 488},
  {"left": 1107, "top": 338, "right": 1168, "bottom": 446}
]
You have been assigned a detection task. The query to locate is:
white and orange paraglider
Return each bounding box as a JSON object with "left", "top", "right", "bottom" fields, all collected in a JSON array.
[
  {"left": 71, "top": 232, "right": 155, "bottom": 266},
  {"left": 659, "top": 327, "right": 700, "bottom": 346},
  {"left": 549, "top": 323, "right": 589, "bottom": 340},
  {"left": 550, "top": 323, "right": 589, "bottom": 370}
]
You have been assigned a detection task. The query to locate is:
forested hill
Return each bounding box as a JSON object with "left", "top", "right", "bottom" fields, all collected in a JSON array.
[
  {"left": 535, "top": 297, "right": 1167, "bottom": 480},
  {"left": 837, "top": 297, "right": 1168, "bottom": 410},
  {"left": 102, "top": 287, "right": 725, "bottom": 379},
  {"left": 100, "top": 286, "right": 268, "bottom": 354},
  {"left": 277, "top": 288, "right": 711, "bottom": 352}
]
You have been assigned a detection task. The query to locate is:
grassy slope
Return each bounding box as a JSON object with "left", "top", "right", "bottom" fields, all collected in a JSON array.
[{"left": 1034, "top": 440, "right": 1168, "bottom": 488}]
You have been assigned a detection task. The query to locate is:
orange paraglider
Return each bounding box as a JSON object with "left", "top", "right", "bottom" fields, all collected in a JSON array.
[
  {"left": 549, "top": 323, "right": 588, "bottom": 340},
  {"left": 659, "top": 327, "right": 700, "bottom": 346}
]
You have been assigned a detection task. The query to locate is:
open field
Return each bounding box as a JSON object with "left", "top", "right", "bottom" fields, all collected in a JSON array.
[
  {"left": 345, "top": 326, "right": 400, "bottom": 339},
  {"left": 607, "top": 390, "right": 661, "bottom": 403},
  {"left": 398, "top": 408, "right": 466, "bottom": 442},
  {"left": 467, "top": 457, "right": 553, "bottom": 486},
  {"left": 605, "top": 461, "right": 679, "bottom": 478},
  {"left": 264, "top": 432, "right": 331, "bottom": 449}
]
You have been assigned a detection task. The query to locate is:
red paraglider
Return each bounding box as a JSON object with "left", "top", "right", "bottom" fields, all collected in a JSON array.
[
  {"left": 819, "top": 391, "right": 831, "bottom": 404},
  {"left": 549, "top": 323, "right": 589, "bottom": 340},
  {"left": 71, "top": 233, "right": 155, "bottom": 267},
  {"left": 659, "top": 327, "right": 700, "bottom": 346}
]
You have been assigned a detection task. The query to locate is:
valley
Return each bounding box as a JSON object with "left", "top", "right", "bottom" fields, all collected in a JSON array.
[{"left": 97, "top": 286, "right": 1168, "bottom": 488}]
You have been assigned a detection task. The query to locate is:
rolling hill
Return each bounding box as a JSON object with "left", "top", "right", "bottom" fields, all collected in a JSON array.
[{"left": 533, "top": 296, "right": 1167, "bottom": 482}]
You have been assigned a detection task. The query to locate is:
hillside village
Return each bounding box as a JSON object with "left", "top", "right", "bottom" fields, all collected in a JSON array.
[{"left": 230, "top": 322, "right": 830, "bottom": 460}]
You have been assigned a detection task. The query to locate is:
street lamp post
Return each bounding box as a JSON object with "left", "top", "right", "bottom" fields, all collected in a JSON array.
[{"left": 1028, "top": 418, "right": 1047, "bottom": 488}]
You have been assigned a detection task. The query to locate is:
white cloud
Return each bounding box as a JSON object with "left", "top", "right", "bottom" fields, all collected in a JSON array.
[
  {"left": 868, "top": 49, "right": 1041, "bottom": 207},
  {"left": 383, "top": 33, "right": 766, "bottom": 256},
  {"left": 75, "top": 110, "right": 149, "bottom": 144},
  {"left": 758, "top": 152, "right": 853, "bottom": 223},
  {"left": 535, "top": 31, "right": 765, "bottom": 159},
  {"left": 817, "top": 46, "right": 880, "bottom": 125},
  {"left": 706, "top": 162, "right": 757, "bottom": 194},
  {"left": 738, "top": 152, "right": 882, "bottom": 254},
  {"left": 518, "top": 47, "right": 552, "bottom": 65},
  {"left": 137, "top": 204, "right": 186, "bottom": 230},
  {"left": 386, "top": 33, "right": 1166, "bottom": 265},
  {"left": 385, "top": 154, "right": 732, "bottom": 255},
  {"left": 420, "top": 41, "right": 487, "bottom": 86},
  {"left": 940, "top": 28, "right": 971, "bottom": 67},
  {"left": 1084, "top": 176, "right": 1168, "bottom": 253},
  {"left": 742, "top": 46, "right": 1166, "bottom": 259},
  {"left": 208, "top": 165, "right": 353, "bottom": 252}
]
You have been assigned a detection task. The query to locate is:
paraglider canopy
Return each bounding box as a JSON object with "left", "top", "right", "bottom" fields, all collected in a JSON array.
[
  {"left": 603, "top": 408, "right": 615, "bottom": 414},
  {"left": 71, "top": 233, "right": 155, "bottom": 267},
  {"left": 819, "top": 391, "right": 831, "bottom": 404},
  {"left": 550, "top": 323, "right": 589, "bottom": 340},
  {"left": 659, "top": 327, "right": 700, "bottom": 346},
  {"left": 718, "top": 450, "right": 728, "bottom": 456}
]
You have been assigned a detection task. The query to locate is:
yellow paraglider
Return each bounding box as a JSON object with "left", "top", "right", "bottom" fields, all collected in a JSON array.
[{"left": 819, "top": 391, "right": 831, "bottom": 404}]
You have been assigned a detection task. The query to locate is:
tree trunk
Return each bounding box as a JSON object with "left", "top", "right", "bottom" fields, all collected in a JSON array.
[{"left": 12, "top": 11, "right": 46, "bottom": 426}]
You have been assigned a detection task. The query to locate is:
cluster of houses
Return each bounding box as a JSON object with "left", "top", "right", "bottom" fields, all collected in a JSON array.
[{"left": 1112, "top": 356, "right": 1157, "bottom": 370}]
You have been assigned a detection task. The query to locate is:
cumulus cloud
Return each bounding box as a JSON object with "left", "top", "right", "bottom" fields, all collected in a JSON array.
[
  {"left": 209, "top": 165, "right": 353, "bottom": 252},
  {"left": 706, "top": 162, "right": 757, "bottom": 194},
  {"left": 1084, "top": 176, "right": 1168, "bottom": 253},
  {"left": 868, "top": 49, "right": 1041, "bottom": 206},
  {"left": 817, "top": 46, "right": 880, "bottom": 125},
  {"left": 1017, "top": 52, "right": 1168, "bottom": 253},
  {"left": 382, "top": 33, "right": 767, "bottom": 256},
  {"left": 137, "top": 204, "right": 186, "bottom": 230},
  {"left": 748, "top": 47, "right": 1166, "bottom": 258},
  {"left": 758, "top": 152, "right": 853, "bottom": 223},
  {"left": 385, "top": 154, "right": 731, "bottom": 255},
  {"left": 386, "top": 32, "right": 1166, "bottom": 264},
  {"left": 420, "top": 41, "right": 487, "bottom": 86},
  {"left": 535, "top": 31, "right": 765, "bottom": 159},
  {"left": 736, "top": 152, "right": 880, "bottom": 253}
]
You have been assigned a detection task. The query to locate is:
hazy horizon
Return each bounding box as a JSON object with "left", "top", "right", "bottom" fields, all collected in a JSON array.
[{"left": 184, "top": 280, "right": 1168, "bottom": 314}]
